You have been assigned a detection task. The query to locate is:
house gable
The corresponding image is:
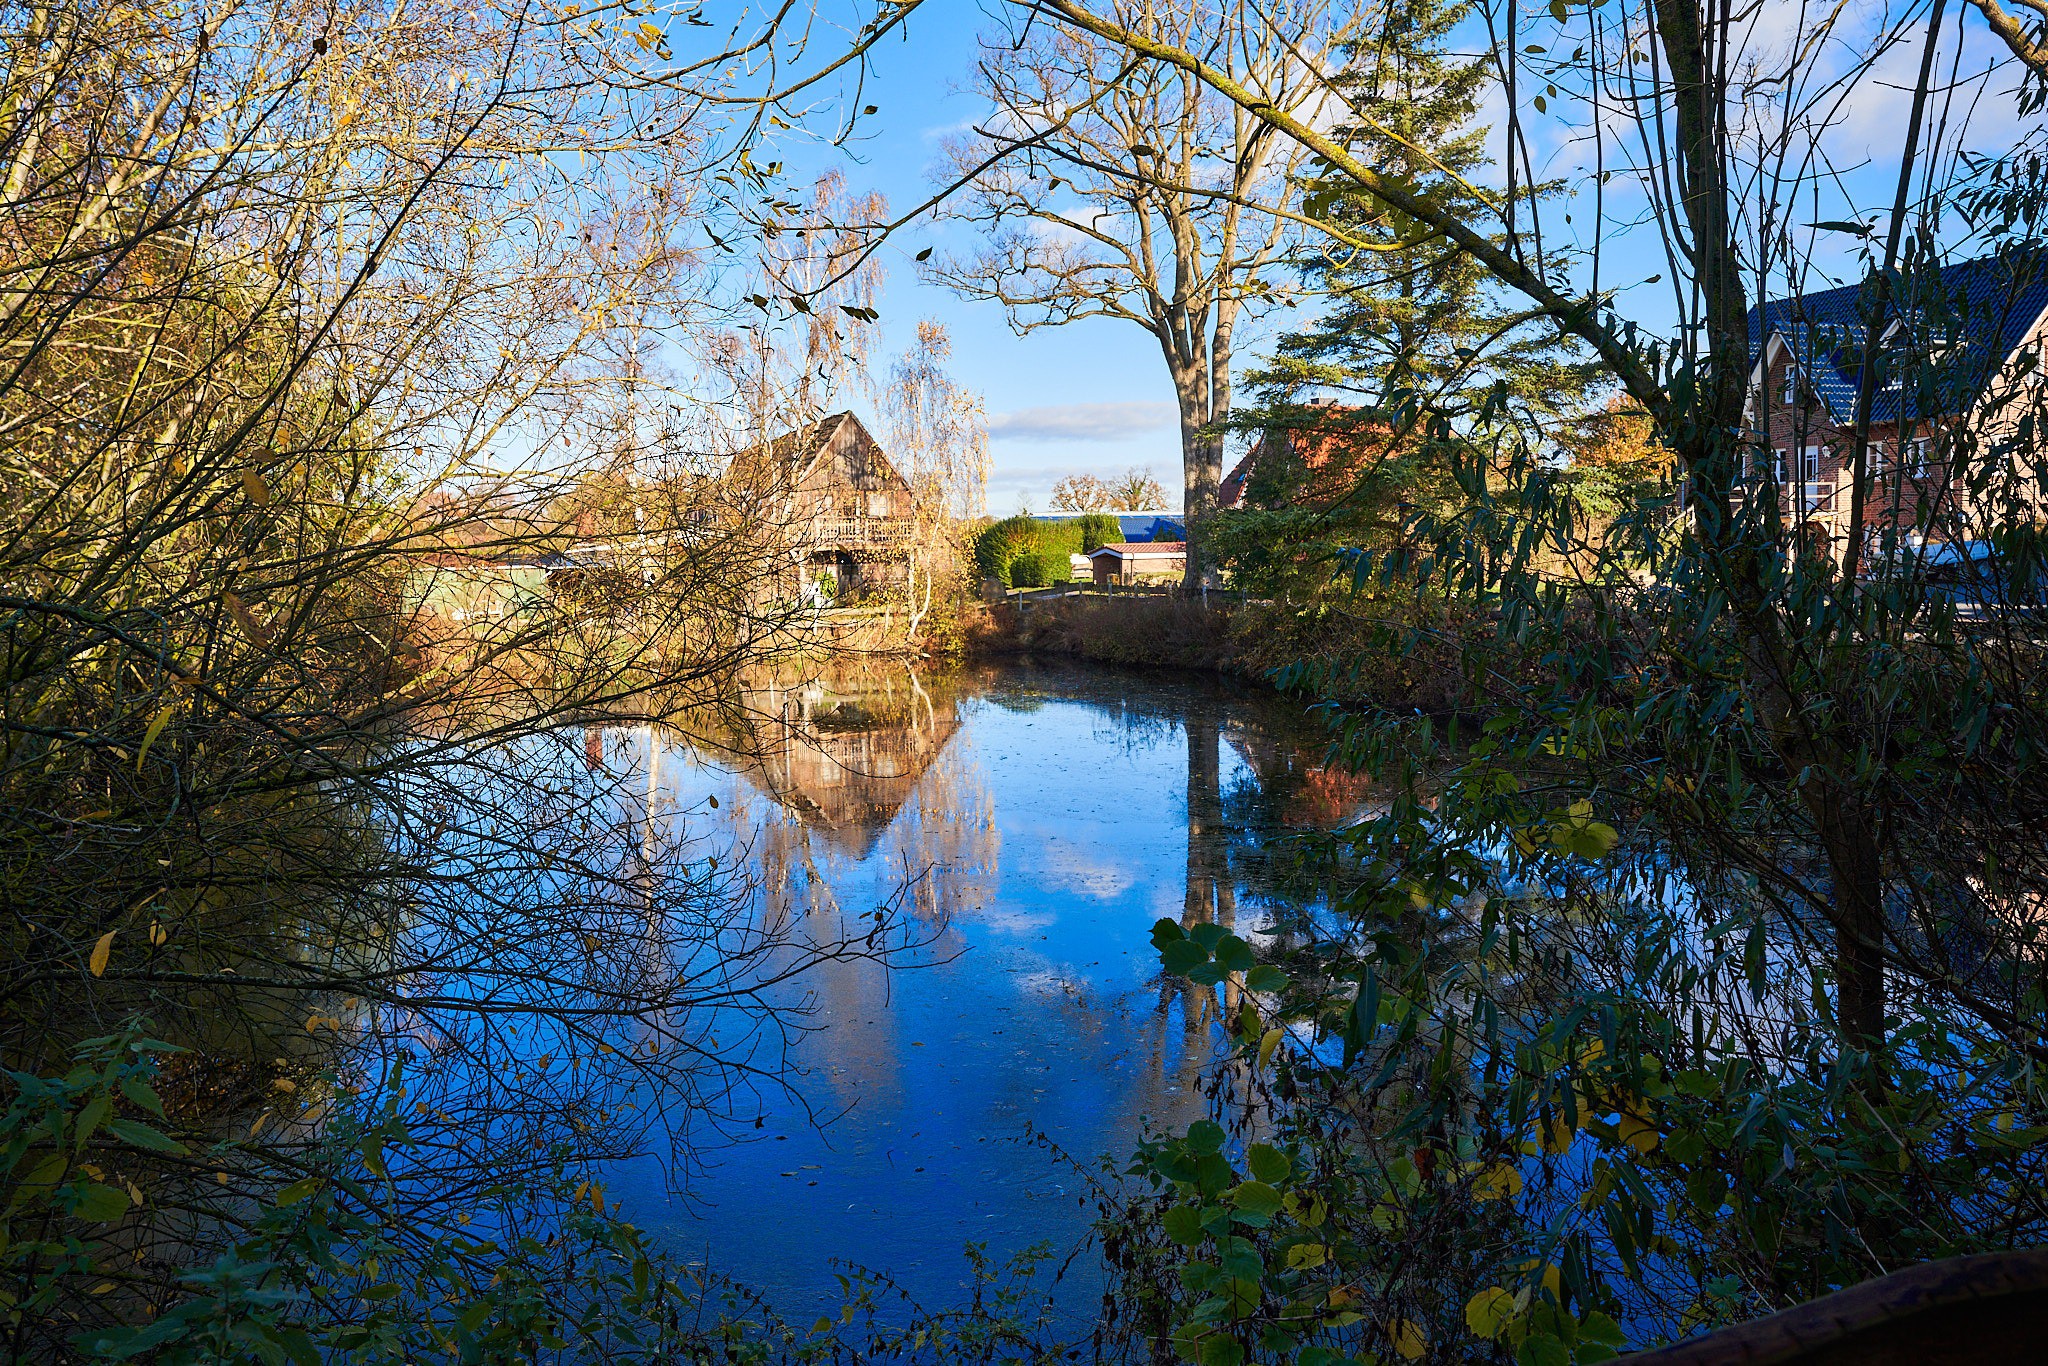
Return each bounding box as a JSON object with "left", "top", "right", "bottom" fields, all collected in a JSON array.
[
  {"left": 1747, "top": 250, "right": 2048, "bottom": 426},
  {"left": 791, "top": 413, "right": 911, "bottom": 495}
]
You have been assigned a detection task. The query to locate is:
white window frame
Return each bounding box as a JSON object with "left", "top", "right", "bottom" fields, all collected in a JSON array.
[
  {"left": 1800, "top": 446, "right": 1822, "bottom": 482},
  {"left": 1908, "top": 437, "right": 1932, "bottom": 477},
  {"left": 1772, "top": 448, "right": 1788, "bottom": 483}
]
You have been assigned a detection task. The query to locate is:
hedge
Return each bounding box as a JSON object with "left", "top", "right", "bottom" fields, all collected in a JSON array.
[
  {"left": 1076, "top": 512, "right": 1123, "bottom": 553},
  {"left": 973, "top": 516, "right": 1091, "bottom": 587}
]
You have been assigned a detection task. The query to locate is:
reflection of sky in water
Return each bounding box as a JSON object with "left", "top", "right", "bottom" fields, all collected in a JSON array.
[{"left": 601, "top": 665, "right": 1351, "bottom": 1323}]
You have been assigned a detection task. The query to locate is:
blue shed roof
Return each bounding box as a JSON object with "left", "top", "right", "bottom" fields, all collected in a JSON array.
[{"left": 1749, "top": 250, "right": 2048, "bottom": 424}]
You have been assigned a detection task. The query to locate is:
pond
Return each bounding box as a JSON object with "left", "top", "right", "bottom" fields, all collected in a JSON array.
[{"left": 589, "top": 661, "right": 1371, "bottom": 1323}]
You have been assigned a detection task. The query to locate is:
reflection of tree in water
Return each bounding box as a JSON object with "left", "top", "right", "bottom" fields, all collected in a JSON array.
[
  {"left": 1220, "top": 714, "right": 1379, "bottom": 952},
  {"left": 660, "top": 662, "right": 1371, "bottom": 1129},
  {"left": 690, "top": 669, "right": 1002, "bottom": 1110}
]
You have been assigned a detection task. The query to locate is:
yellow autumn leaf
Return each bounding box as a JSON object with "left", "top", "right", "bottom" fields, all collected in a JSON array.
[
  {"left": 1389, "top": 1317, "right": 1426, "bottom": 1360},
  {"left": 1464, "top": 1286, "right": 1516, "bottom": 1339},
  {"left": 1521, "top": 1260, "right": 1564, "bottom": 1300},
  {"left": 1473, "top": 1162, "right": 1524, "bottom": 1201},
  {"left": 136, "top": 701, "right": 177, "bottom": 773},
  {"left": 1618, "top": 1106, "right": 1660, "bottom": 1155},
  {"left": 241, "top": 470, "right": 271, "bottom": 505},
  {"left": 89, "top": 930, "right": 115, "bottom": 977},
  {"left": 148, "top": 920, "right": 168, "bottom": 946},
  {"left": 222, "top": 592, "right": 270, "bottom": 645},
  {"left": 1258, "top": 1026, "right": 1285, "bottom": 1070},
  {"left": 1285, "top": 1242, "right": 1327, "bottom": 1270}
]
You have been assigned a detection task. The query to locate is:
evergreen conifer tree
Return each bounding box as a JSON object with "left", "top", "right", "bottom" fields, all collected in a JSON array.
[{"left": 1257, "top": 0, "right": 1593, "bottom": 420}]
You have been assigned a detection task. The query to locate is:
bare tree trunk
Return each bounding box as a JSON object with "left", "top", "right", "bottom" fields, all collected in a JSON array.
[
  {"left": 1175, "top": 386, "right": 1221, "bottom": 589},
  {"left": 1807, "top": 784, "right": 1889, "bottom": 1046}
]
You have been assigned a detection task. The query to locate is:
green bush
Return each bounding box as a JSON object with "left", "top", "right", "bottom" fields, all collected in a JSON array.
[
  {"left": 1028, "top": 549, "right": 1075, "bottom": 586},
  {"left": 1010, "top": 550, "right": 1063, "bottom": 588},
  {"left": 1076, "top": 512, "right": 1123, "bottom": 553},
  {"left": 974, "top": 516, "right": 1089, "bottom": 587},
  {"left": 973, "top": 515, "right": 1034, "bottom": 586}
]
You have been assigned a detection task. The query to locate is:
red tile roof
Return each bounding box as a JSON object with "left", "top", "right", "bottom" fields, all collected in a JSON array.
[{"left": 1087, "top": 541, "right": 1186, "bottom": 556}]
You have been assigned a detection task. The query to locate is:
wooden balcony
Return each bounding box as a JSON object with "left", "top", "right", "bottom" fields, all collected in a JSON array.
[{"left": 810, "top": 517, "right": 914, "bottom": 551}]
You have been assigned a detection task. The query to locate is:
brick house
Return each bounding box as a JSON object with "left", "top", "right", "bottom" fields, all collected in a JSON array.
[
  {"left": 1745, "top": 252, "right": 2048, "bottom": 548},
  {"left": 1219, "top": 398, "right": 1390, "bottom": 512},
  {"left": 1087, "top": 541, "right": 1187, "bottom": 586}
]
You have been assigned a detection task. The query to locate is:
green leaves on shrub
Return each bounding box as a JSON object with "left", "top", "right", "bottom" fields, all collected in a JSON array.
[
  {"left": 1151, "top": 918, "right": 1289, "bottom": 995},
  {"left": 972, "top": 515, "right": 1091, "bottom": 587}
]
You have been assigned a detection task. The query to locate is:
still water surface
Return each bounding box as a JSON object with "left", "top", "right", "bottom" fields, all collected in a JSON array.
[{"left": 598, "top": 662, "right": 1367, "bottom": 1320}]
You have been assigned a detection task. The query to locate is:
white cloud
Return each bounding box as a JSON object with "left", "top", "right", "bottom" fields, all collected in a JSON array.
[{"left": 989, "top": 401, "right": 1177, "bottom": 443}]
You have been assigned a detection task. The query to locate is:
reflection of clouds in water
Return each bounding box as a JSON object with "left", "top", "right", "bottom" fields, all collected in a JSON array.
[
  {"left": 976, "top": 903, "right": 1058, "bottom": 935},
  {"left": 602, "top": 662, "right": 1344, "bottom": 1314},
  {"left": 1036, "top": 843, "right": 1135, "bottom": 900}
]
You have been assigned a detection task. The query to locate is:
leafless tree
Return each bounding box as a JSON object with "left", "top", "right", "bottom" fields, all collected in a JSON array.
[
  {"left": 1003, "top": 0, "right": 2048, "bottom": 1056},
  {"left": 1052, "top": 473, "right": 1115, "bottom": 511},
  {"left": 698, "top": 170, "right": 890, "bottom": 440},
  {"left": 929, "top": 0, "right": 1363, "bottom": 587},
  {"left": 882, "top": 319, "right": 990, "bottom": 636},
  {"left": 0, "top": 0, "right": 932, "bottom": 1350},
  {"left": 1108, "top": 465, "right": 1170, "bottom": 510}
]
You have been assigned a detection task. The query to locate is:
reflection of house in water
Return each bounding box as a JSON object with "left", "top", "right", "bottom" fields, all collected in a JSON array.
[
  {"left": 1222, "top": 716, "right": 1380, "bottom": 828},
  {"left": 731, "top": 677, "right": 964, "bottom": 859}
]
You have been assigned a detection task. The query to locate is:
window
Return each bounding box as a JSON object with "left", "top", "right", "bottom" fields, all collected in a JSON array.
[
  {"left": 1908, "top": 437, "right": 1932, "bottom": 477},
  {"left": 1772, "top": 448, "right": 1788, "bottom": 483},
  {"left": 1800, "top": 446, "right": 1822, "bottom": 482},
  {"left": 867, "top": 491, "right": 891, "bottom": 517},
  {"left": 1779, "top": 367, "right": 1799, "bottom": 405},
  {"left": 1869, "top": 443, "right": 1888, "bottom": 476}
]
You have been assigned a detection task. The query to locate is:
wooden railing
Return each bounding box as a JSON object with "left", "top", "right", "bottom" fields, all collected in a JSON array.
[
  {"left": 812, "top": 517, "right": 912, "bottom": 547},
  {"left": 1614, "top": 1250, "right": 2048, "bottom": 1364}
]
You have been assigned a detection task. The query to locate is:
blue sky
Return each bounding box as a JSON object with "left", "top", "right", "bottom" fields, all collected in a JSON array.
[
  {"left": 768, "top": 5, "right": 1196, "bottom": 513},
  {"left": 743, "top": 1, "right": 2037, "bottom": 513}
]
